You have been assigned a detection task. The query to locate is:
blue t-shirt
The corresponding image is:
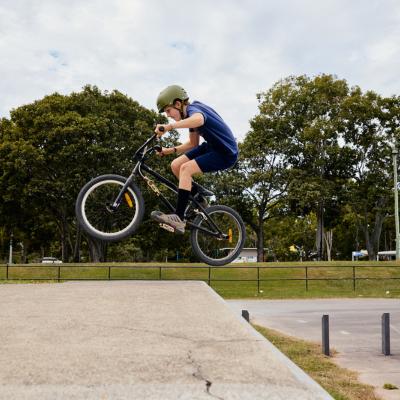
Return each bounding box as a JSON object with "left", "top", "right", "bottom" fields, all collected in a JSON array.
[{"left": 186, "top": 101, "right": 238, "bottom": 157}]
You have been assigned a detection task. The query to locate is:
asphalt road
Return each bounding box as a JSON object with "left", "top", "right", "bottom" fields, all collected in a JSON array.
[{"left": 227, "top": 298, "right": 400, "bottom": 400}]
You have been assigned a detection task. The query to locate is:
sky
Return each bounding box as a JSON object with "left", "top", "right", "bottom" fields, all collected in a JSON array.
[{"left": 1, "top": 0, "right": 400, "bottom": 142}]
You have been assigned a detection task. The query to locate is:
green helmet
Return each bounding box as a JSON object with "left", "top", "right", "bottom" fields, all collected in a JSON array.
[{"left": 156, "top": 85, "right": 189, "bottom": 113}]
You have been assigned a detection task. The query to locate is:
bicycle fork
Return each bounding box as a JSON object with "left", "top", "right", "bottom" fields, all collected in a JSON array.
[{"left": 111, "top": 173, "right": 137, "bottom": 210}]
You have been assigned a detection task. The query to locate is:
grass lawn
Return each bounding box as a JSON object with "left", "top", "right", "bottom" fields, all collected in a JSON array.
[
  {"left": 1, "top": 261, "right": 400, "bottom": 299},
  {"left": 254, "top": 324, "right": 381, "bottom": 400}
]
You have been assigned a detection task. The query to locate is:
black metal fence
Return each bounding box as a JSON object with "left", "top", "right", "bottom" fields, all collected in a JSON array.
[{"left": 1, "top": 263, "right": 400, "bottom": 291}]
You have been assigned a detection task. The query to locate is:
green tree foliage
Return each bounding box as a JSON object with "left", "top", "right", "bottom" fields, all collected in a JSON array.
[
  {"left": 205, "top": 119, "right": 290, "bottom": 261},
  {"left": 263, "top": 212, "right": 317, "bottom": 261},
  {"left": 212, "top": 74, "right": 399, "bottom": 261},
  {"left": 1, "top": 78, "right": 400, "bottom": 263},
  {"left": 341, "top": 89, "right": 400, "bottom": 260},
  {"left": 0, "top": 85, "right": 183, "bottom": 262},
  {"left": 232, "top": 75, "right": 354, "bottom": 260}
]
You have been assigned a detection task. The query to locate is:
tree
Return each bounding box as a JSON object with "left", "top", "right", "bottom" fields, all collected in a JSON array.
[
  {"left": 0, "top": 86, "right": 176, "bottom": 262},
  {"left": 341, "top": 89, "right": 400, "bottom": 260},
  {"left": 202, "top": 120, "right": 289, "bottom": 262},
  {"left": 253, "top": 74, "right": 355, "bottom": 260}
]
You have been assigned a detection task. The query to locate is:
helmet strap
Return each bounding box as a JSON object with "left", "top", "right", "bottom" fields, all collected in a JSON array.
[
  {"left": 179, "top": 102, "right": 186, "bottom": 119},
  {"left": 173, "top": 101, "right": 186, "bottom": 119}
]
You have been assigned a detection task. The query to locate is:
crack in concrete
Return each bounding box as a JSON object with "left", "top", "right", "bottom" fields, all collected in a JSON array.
[
  {"left": 88, "top": 323, "right": 261, "bottom": 345},
  {"left": 187, "top": 350, "right": 224, "bottom": 400}
]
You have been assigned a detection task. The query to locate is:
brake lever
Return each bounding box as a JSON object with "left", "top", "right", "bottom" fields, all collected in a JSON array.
[{"left": 148, "top": 126, "right": 165, "bottom": 156}]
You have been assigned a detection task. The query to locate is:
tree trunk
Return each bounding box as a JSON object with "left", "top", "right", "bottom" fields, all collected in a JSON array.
[
  {"left": 316, "top": 203, "right": 324, "bottom": 260},
  {"left": 256, "top": 213, "right": 264, "bottom": 262},
  {"left": 256, "top": 226, "right": 264, "bottom": 262},
  {"left": 59, "top": 216, "right": 71, "bottom": 263},
  {"left": 324, "top": 230, "right": 333, "bottom": 261},
  {"left": 364, "top": 230, "right": 374, "bottom": 260},
  {"left": 363, "top": 212, "right": 385, "bottom": 261},
  {"left": 73, "top": 225, "right": 81, "bottom": 262},
  {"left": 360, "top": 197, "right": 387, "bottom": 261},
  {"left": 21, "top": 240, "right": 28, "bottom": 264},
  {"left": 87, "top": 236, "right": 106, "bottom": 262}
]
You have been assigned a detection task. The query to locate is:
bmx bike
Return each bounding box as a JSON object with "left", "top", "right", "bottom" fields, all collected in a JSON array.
[{"left": 75, "top": 130, "right": 245, "bottom": 266}]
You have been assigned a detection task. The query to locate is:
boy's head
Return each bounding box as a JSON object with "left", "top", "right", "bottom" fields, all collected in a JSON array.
[{"left": 157, "top": 85, "right": 189, "bottom": 119}]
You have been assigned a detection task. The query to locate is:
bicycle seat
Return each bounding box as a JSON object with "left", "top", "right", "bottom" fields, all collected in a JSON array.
[{"left": 194, "top": 182, "right": 214, "bottom": 197}]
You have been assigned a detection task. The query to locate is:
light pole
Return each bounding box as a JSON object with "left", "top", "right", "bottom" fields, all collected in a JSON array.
[
  {"left": 392, "top": 145, "right": 400, "bottom": 260},
  {"left": 8, "top": 231, "right": 13, "bottom": 264}
]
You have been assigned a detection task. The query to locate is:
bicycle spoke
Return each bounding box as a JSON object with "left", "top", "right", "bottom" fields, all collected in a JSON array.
[
  {"left": 193, "top": 208, "right": 242, "bottom": 263},
  {"left": 82, "top": 180, "right": 138, "bottom": 235}
]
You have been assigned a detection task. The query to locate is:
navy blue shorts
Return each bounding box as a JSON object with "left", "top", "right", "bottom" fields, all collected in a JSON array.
[{"left": 185, "top": 142, "right": 238, "bottom": 173}]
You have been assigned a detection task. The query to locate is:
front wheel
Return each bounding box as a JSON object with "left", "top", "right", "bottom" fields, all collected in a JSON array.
[
  {"left": 190, "top": 205, "right": 246, "bottom": 266},
  {"left": 75, "top": 174, "right": 145, "bottom": 242}
]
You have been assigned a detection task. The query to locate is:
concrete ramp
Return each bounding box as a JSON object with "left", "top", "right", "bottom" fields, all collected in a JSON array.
[{"left": 0, "top": 281, "right": 332, "bottom": 399}]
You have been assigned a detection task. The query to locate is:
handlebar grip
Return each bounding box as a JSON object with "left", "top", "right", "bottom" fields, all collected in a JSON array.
[{"left": 154, "top": 145, "right": 162, "bottom": 152}]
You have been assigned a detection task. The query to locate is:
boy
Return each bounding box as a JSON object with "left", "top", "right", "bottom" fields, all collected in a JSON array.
[{"left": 151, "top": 84, "right": 238, "bottom": 234}]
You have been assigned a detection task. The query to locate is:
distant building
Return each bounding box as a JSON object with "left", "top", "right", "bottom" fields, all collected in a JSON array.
[
  {"left": 376, "top": 250, "right": 396, "bottom": 261},
  {"left": 221, "top": 248, "right": 268, "bottom": 263},
  {"left": 351, "top": 250, "right": 368, "bottom": 261}
]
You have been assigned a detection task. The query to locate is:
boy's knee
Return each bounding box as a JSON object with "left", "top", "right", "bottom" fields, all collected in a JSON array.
[
  {"left": 180, "top": 162, "right": 192, "bottom": 175},
  {"left": 171, "top": 159, "right": 180, "bottom": 174}
]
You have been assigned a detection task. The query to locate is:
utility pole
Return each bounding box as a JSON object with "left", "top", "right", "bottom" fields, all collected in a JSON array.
[
  {"left": 8, "top": 231, "right": 13, "bottom": 264},
  {"left": 393, "top": 145, "right": 400, "bottom": 260}
]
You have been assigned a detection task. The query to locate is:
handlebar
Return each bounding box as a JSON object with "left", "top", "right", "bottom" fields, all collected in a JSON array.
[{"left": 133, "top": 125, "right": 166, "bottom": 160}]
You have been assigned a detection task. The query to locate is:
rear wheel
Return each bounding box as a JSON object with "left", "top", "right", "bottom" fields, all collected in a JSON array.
[
  {"left": 75, "top": 174, "right": 145, "bottom": 242},
  {"left": 190, "top": 205, "right": 245, "bottom": 266}
]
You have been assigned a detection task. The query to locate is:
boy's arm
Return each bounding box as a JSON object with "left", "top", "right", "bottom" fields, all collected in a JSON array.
[
  {"left": 169, "top": 112, "right": 204, "bottom": 130},
  {"left": 162, "top": 131, "right": 199, "bottom": 155},
  {"left": 155, "top": 113, "right": 204, "bottom": 136}
]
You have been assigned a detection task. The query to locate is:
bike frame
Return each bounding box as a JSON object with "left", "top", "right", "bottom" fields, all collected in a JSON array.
[{"left": 111, "top": 134, "right": 228, "bottom": 239}]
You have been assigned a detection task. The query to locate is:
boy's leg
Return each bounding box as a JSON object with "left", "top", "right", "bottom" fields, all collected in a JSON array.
[
  {"left": 151, "top": 159, "right": 202, "bottom": 233},
  {"left": 175, "top": 160, "right": 202, "bottom": 219},
  {"left": 171, "top": 155, "right": 190, "bottom": 179},
  {"left": 178, "top": 160, "right": 203, "bottom": 190},
  {"left": 171, "top": 155, "right": 200, "bottom": 196}
]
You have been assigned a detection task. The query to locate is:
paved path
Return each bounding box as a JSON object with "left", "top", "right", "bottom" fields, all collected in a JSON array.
[
  {"left": 0, "top": 281, "right": 332, "bottom": 399},
  {"left": 227, "top": 299, "right": 400, "bottom": 400}
]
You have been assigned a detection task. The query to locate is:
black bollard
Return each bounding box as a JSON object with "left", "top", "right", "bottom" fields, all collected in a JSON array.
[
  {"left": 242, "top": 310, "right": 250, "bottom": 323},
  {"left": 382, "top": 313, "right": 390, "bottom": 356},
  {"left": 322, "top": 314, "right": 330, "bottom": 356}
]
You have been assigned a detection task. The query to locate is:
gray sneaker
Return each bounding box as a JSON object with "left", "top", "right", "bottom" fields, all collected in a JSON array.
[{"left": 150, "top": 211, "right": 186, "bottom": 234}]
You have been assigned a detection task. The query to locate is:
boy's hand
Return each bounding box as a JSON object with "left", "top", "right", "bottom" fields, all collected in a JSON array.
[
  {"left": 155, "top": 147, "right": 177, "bottom": 157},
  {"left": 155, "top": 124, "right": 173, "bottom": 137},
  {"left": 155, "top": 147, "right": 167, "bottom": 157}
]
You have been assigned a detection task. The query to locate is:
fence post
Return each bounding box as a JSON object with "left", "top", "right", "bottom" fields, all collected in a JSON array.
[
  {"left": 353, "top": 266, "right": 356, "bottom": 291},
  {"left": 6, "top": 263, "right": 9, "bottom": 280},
  {"left": 257, "top": 266, "right": 260, "bottom": 293},
  {"left": 208, "top": 266, "right": 211, "bottom": 286},
  {"left": 242, "top": 310, "right": 250, "bottom": 322},
  {"left": 108, "top": 265, "right": 111, "bottom": 280},
  {"left": 382, "top": 313, "right": 390, "bottom": 356},
  {"left": 305, "top": 266, "right": 308, "bottom": 291},
  {"left": 322, "top": 314, "right": 330, "bottom": 356},
  {"left": 58, "top": 265, "right": 61, "bottom": 282},
  {"left": 159, "top": 266, "right": 162, "bottom": 280}
]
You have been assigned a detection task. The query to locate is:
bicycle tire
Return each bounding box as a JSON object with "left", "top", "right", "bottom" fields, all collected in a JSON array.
[
  {"left": 190, "top": 204, "right": 246, "bottom": 266},
  {"left": 75, "top": 174, "right": 145, "bottom": 242}
]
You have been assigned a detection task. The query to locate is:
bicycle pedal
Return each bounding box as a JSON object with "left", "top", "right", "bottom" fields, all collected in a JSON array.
[{"left": 159, "top": 223, "right": 175, "bottom": 233}]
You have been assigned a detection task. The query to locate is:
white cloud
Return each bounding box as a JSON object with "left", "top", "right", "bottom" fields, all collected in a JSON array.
[{"left": 1, "top": 0, "right": 400, "bottom": 142}]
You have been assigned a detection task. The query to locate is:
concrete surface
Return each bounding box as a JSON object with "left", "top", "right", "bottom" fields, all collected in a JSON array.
[
  {"left": 227, "top": 299, "right": 400, "bottom": 400},
  {"left": 0, "top": 281, "right": 332, "bottom": 400}
]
